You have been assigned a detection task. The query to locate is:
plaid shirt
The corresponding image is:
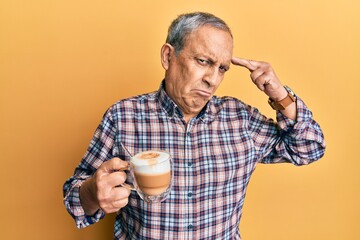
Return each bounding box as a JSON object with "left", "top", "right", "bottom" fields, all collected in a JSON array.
[{"left": 63, "top": 82, "right": 325, "bottom": 239}]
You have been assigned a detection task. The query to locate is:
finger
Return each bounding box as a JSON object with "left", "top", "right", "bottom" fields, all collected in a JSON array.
[
  {"left": 250, "top": 68, "right": 265, "bottom": 82},
  {"left": 102, "top": 171, "right": 127, "bottom": 187},
  {"left": 100, "top": 197, "right": 129, "bottom": 214},
  {"left": 111, "top": 186, "right": 131, "bottom": 207},
  {"left": 112, "top": 185, "right": 131, "bottom": 199},
  {"left": 113, "top": 197, "right": 129, "bottom": 210},
  {"left": 98, "top": 185, "right": 131, "bottom": 214},
  {"left": 231, "top": 57, "right": 258, "bottom": 71},
  {"left": 101, "top": 157, "right": 129, "bottom": 173},
  {"left": 253, "top": 74, "right": 271, "bottom": 91}
]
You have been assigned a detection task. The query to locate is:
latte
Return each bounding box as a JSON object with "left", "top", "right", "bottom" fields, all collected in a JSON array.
[{"left": 131, "top": 150, "right": 171, "bottom": 196}]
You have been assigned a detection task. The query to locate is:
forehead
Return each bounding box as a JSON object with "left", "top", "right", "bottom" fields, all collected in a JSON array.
[{"left": 183, "top": 25, "right": 233, "bottom": 61}]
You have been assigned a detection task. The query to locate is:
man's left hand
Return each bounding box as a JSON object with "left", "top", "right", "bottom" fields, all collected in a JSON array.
[{"left": 231, "top": 57, "right": 288, "bottom": 101}]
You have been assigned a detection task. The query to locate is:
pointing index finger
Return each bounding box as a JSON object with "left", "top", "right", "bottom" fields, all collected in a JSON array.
[{"left": 231, "top": 57, "right": 258, "bottom": 71}]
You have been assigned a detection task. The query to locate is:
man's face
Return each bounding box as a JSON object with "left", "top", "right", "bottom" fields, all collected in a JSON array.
[{"left": 162, "top": 25, "right": 233, "bottom": 119}]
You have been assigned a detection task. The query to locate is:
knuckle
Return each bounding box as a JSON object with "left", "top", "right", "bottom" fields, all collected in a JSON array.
[
  {"left": 260, "top": 62, "right": 270, "bottom": 70},
  {"left": 265, "top": 64, "right": 273, "bottom": 71},
  {"left": 119, "top": 171, "right": 127, "bottom": 183},
  {"left": 96, "top": 188, "right": 110, "bottom": 203}
]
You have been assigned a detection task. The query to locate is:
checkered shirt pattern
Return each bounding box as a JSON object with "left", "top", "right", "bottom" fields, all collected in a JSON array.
[{"left": 63, "top": 82, "right": 325, "bottom": 239}]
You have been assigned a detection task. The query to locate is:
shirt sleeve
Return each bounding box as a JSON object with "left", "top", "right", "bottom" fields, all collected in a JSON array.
[
  {"left": 248, "top": 97, "right": 326, "bottom": 165},
  {"left": 63, "top": 107, "right": 118, "bottom": 228}
]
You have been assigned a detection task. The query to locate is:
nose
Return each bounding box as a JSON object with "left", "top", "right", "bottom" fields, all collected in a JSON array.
[{"left": 203, "top": 67, "right": 219, "bottom": 88}]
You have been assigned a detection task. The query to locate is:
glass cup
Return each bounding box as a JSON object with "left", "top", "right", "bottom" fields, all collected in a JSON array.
[{"left": 122, "top": 150, "right": 172, "bottom": 203}]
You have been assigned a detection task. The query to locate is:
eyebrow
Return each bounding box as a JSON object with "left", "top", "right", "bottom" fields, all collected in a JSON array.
[
  {"left": 195, "top": 52, "right": 231, "bottom": 70},
  {"left": 207, "top": 56, "right": 230, "bottom": 67}
]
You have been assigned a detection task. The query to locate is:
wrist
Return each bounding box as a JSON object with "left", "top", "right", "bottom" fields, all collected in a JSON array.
[
  {"left": 80, "top": 178, "right": 100, "bottom": 216},
  {"left": 269, "top": 86, "right": 288, "bottom": 102},
  {"left": 268, "top": 86, "right": 296, "bottom": 111}
]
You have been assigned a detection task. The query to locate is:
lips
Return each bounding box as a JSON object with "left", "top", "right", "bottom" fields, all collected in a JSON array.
[{"left": 194, "top": 89, "right": 212, "bottom": 97}]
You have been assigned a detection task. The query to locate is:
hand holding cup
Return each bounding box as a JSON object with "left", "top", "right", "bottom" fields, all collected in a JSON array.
[{"left": 80, "top": 158, "right": 131, "bottom": 215}]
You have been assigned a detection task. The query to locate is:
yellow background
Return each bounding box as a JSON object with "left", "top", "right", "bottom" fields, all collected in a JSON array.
[{"left": 1, "top": 0, "right": 359, "bottom": 239}]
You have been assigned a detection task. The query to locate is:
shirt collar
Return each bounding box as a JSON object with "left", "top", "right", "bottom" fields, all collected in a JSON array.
[{"left": 157, "top": 80, "right": 217, "bottom": 122}]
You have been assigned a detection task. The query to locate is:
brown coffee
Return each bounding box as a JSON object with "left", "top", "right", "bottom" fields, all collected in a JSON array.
[{"left": 134, "top": 171, "right": 171, "bottom": 196}]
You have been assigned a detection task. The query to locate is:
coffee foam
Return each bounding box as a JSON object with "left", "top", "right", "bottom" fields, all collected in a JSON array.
[{"left": 131, "top": 150, "right": 170, "bottom": 174}]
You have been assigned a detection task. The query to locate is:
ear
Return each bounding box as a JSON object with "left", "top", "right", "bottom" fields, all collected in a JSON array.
[{"left": 160, "top": 43, "right": 174, "bottom": 70}]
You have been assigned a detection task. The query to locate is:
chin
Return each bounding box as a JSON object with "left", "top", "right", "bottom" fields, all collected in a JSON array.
[{"left": 192, "top": 99, "right": 209, "bottom": 108}]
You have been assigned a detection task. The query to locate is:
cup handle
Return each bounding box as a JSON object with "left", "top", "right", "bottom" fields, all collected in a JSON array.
[
  {"left": 119, "top": 164, "right": 136, "bottom": 191},
  {"left": 121, "top": 183, "right": 136, "bottom": 191}
]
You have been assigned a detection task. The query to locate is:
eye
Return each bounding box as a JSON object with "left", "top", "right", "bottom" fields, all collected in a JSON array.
[
  {"left": 196, "top": 58, "right": 210, "bottom": 65},
  {"left": 219, "top": 65, "right": 229, "bottom": 73}
]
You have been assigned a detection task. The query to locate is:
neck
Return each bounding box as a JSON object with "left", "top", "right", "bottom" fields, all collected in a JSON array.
[{"left": 183, "top": 114, "right": 195, "bottom": 124}]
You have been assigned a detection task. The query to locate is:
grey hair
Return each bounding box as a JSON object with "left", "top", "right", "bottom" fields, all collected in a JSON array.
[{"left": 166, "top": 12, "right": 232, "bottom": 54}]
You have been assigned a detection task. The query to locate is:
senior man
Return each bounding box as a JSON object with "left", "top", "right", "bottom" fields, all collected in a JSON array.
[{"left": 64, "top": 12, "right": 325, "bottom": 239}]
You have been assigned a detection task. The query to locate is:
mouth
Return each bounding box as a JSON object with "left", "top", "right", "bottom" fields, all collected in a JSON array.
[{"left": 193, "top": 89, "right": 212, "bottom": 98}]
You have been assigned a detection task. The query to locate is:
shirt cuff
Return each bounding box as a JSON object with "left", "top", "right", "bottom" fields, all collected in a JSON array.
[{"left": 63, "top": 179, "right": 105, "bottom": 228}]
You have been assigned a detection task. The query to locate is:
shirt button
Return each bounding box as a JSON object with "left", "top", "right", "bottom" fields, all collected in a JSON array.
[
  {"left": 187, "top": 192, "right": 193, "bottom": 198},
  {"left": 187, "top": 162, "right": 193, "bottom": 167},
  {"left": 188, "top": 224, "right": 194, "bottom": 230}
]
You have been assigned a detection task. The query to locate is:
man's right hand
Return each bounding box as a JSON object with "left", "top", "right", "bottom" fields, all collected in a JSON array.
[{"left": 79, "top": 157, "right": 131, "bottom": 215}]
